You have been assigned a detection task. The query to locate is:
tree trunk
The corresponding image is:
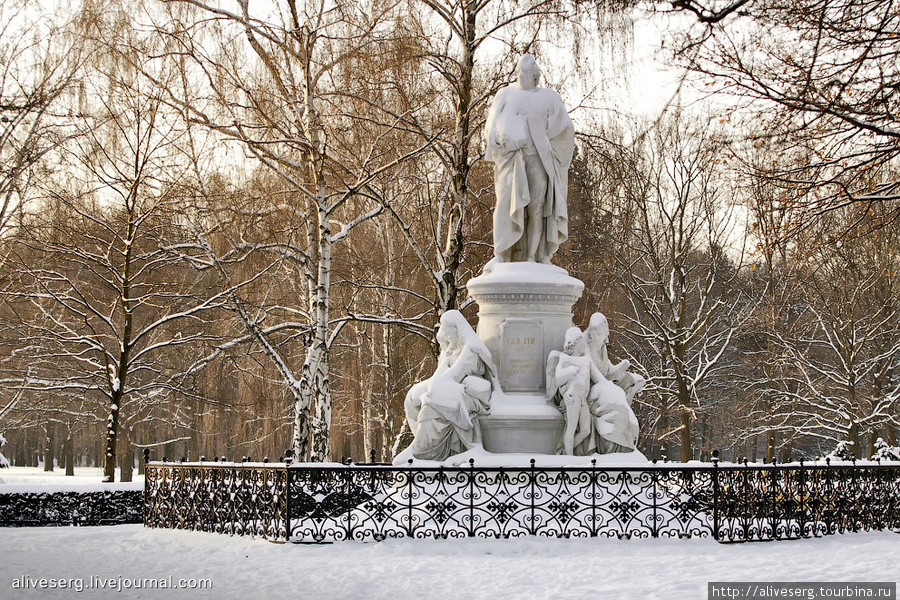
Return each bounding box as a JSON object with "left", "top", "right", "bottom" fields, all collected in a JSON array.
[
  {"left": 103, "top": 389, "right": 124, "bottom": 482},
  {"left": 778, "top": 441, "right": 792, "bottom": 463},
  {"left": 433, "top": 0, "right": 476, "bottom": 317},
  {"left": 679, "top": 408, "right": 692, "bottom": 462},
  {"left": 378, "top": 220, "right": 395, "bottom": 462},
  {"left": 104, "top": 211, "right": 136, "bottom": 483},
  {"left": 363, "top": 400, "right": 375, "bottom": 463},
  {"left": 44, "top": 425, "right": 54, "bottom": 472},
  {"left": 120, "top": 439, "right": 134, "bottom": 483},
  {"left": 307, "top": 340, "right": 331, "bottom": 461},
  {"left": 848, "top": 421, "right": 860, "bottom": 458},
  {"left": 766, "top": 430, "right": 776, "bottom": 463},
  {"left": 659, "top": 400, "right": 672, "bottom": 460},
  {"left": 64, "top": 437, "right": 74, "bottom": 476},
  {"left": 15, "top": 441, "right": 25, "bottom": 466},
  {"left": 190, "top": 400, "right": 200, "bottom": 462},
  {"left": 307, "top": 204, "right": 333, "bottom": 462},
  {"left": 700, "top": 413, "right": 709, "bottom": 461}
]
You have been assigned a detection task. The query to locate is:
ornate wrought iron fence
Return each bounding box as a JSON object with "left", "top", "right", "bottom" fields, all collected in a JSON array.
[
  {"left": 286, "top": 462, "right": 714, "bottom": 542},
  {"left": 142, "top": 460, "right": 900, "bottom": 543},
  {"left": 712, "top": 463, "right": 900, "bottom": 541},
  {"left": 143, "top": 462, "right": 288, "bottom": 539}
]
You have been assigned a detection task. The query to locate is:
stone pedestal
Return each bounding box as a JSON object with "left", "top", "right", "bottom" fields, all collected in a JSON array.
[{"left": 467, "top": 262, "right": 584, "bottom": 454}]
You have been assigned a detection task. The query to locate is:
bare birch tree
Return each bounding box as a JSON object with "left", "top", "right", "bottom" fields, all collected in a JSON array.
[{"left": 152, "top": 0, "right": 433, "bottom": 460}]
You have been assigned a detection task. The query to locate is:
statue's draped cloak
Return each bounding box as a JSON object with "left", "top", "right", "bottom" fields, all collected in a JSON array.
[{"left": 485, "top": 86, "right": 575, "bottom": 262}]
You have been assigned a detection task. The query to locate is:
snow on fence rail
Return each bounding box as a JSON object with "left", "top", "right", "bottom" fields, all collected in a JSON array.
[{"left": 142, "top": 460, "right": 900, "bottom": 544}]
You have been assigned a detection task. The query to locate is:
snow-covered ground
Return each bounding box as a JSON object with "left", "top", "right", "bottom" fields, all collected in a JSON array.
[
  {"left": 0, "top": 466, "right": 143, "bottom": 493},
  {"left": 0, "top": 526, "right": 897, "bottom": 599},
  {"left": 1, "top": 466, "right": 897, "bottom": 599}
]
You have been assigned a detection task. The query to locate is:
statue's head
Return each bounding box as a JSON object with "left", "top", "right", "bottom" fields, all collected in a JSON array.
[
  {"left": 436, "top": 323, "right": 454, "bottom": 346},
  {"left": 438, "top": 310, "right": 466, "bottom": 348},
  {"left": 516, "top": 54, "right": 541, "bottom": 90},
  {"left": 588, "top": 312, "right": 609, "bottom": 342},
  {"left": 563, "top": 326, "right": 585, "bottom": 356}
]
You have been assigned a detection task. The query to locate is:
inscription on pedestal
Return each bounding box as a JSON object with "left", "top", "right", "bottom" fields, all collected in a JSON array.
[{"left": 500, "top": 319, "right": 543, "bottom": 392}]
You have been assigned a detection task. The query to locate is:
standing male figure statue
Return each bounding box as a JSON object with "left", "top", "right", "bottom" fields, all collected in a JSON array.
[{"left": 485, "top": 54, "right": 575, "bottom": 265}]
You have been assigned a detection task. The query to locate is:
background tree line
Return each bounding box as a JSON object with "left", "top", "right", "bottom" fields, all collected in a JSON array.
[{"left": 0, "top": 0, "right": 897, "bottom": 479}]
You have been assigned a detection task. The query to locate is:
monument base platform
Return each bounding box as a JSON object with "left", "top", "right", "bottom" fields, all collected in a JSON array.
[{"left": 479, "top": 392, "right": 564, "bottom": 454}]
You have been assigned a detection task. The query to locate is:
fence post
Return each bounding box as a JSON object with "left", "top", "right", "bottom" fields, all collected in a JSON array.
[
  {"left": 406, "top": 459, "right": 415, "bottom": 538},
  {"left": 284, "top": 465, "right": 291, "bottom": 542},
  {"left": 850, "top": 459, "right": 859, "bottom": 533},
  {"left": 142, "top": 449, "right": 150, "bottom": 527},
  {"left": 712, "top": 451, "right": 720, "bottom": 541},
  {"left": 650, "top": 459, "right": 658, "bottom": 538},
  {"left": 741, "top": 458, "right": 750, "bottom": 540},
  {"left": 529, "top": 458, "right": 537, "bottom": 536},
  {"left": 468, "top": 458, "right": 476, "bottom": 537},
  {"left": 344, "top": 462, "right": 353, "bottom": 541},
  {"left": 797, "top": 460, "right": 805, "bottom": 538},
  {"left": 770, "top": 458, "right": 778, "bottom": 540},
  {"left": 590, "top": 459, "right": 597, "bottom": 538}
]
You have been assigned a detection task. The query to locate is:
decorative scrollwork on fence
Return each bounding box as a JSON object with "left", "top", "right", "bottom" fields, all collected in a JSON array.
[
  {"left": 713, "top": 464, "right": 900, "bottom": 542},
  {"left": 285, "top": 464, "right": 717, "bottom": 542},
  {"left": 142, "top": 461, "right": 900, "bottom": 544},
  {"left": 144, "top": 463, "right": 288, "bottom": 540}
]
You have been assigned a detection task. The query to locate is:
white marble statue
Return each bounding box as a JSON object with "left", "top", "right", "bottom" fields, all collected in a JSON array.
[
  {"left": 583, "top": 314, "right": 640, "bottom": 453},
  {"left": 546, "top": 327, "right": 595, "bottom": 455},
  {"left": 547, "top": 320, "right": 641, "bottom": 455},
  {"left": 404, "top": 310, "right": 500, "bottom": 461},
  {"left": 587, "top": 376, "right": 640, "bottom": 454},
  {"left": 585, "top": 313, "right": 646, "bottom": 405},
  {"left": 484, "top": 54, "right": 574, "bottom": 265}
]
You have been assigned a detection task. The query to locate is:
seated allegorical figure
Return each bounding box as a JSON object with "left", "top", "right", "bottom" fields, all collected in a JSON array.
[
  {"left": 584, "top": 312, "right": 646, "bottom": 406},
  {"left": 547, "top": 320, "right": 641, "bottom": 456},
  {"left": 583, "top": 313, "right": 640, "bottom": 453},
  {"left": 404, "top": 310, "right": 500, "bottom": 461},
  {"left": 587, "top": 379, "right": 639, "bottom": 454}
]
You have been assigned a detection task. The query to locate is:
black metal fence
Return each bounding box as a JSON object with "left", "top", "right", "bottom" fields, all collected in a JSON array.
[
  {"left": 143, "top": 460, "right": 900, "bottom": 543},
  {"left": 143, "top": 462, "right": 288, "bottom": 539}
]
